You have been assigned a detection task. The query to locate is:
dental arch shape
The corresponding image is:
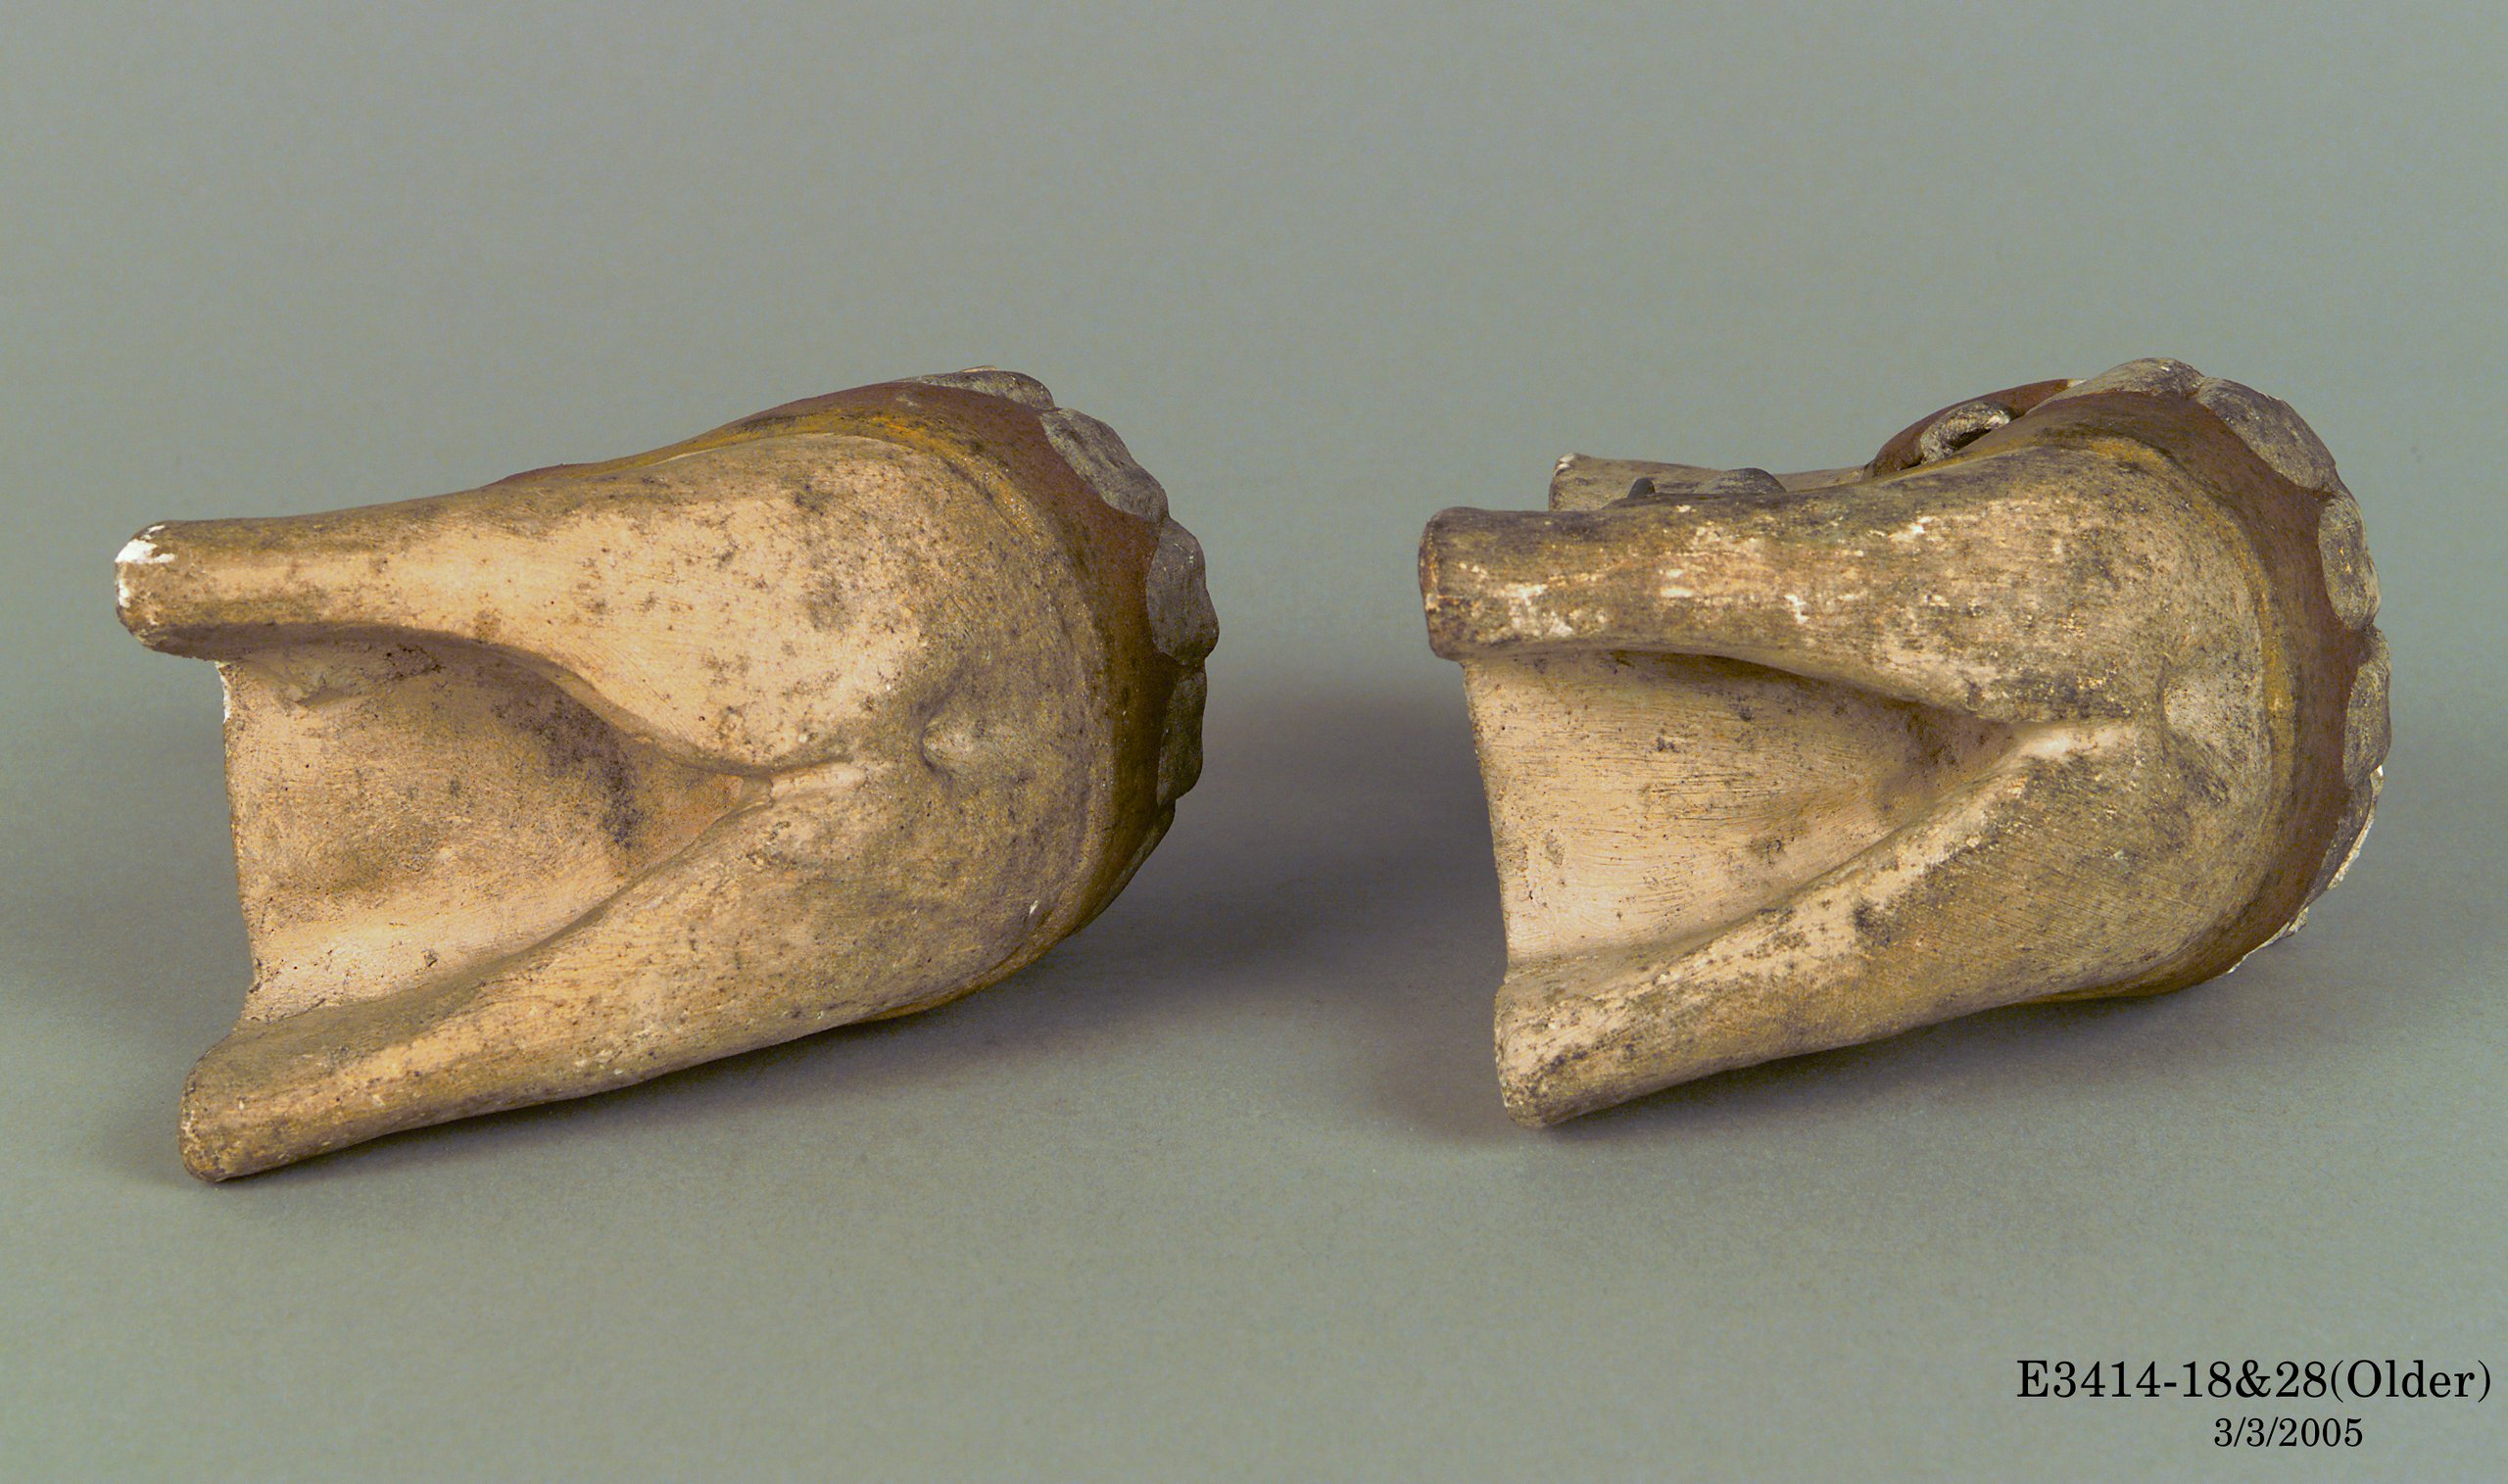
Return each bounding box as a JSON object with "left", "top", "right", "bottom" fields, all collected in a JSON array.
[{"left": 1422, "top": 359, "right": 2387, "bottom": 1125}]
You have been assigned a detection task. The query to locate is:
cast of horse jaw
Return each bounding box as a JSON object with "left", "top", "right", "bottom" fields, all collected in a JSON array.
[
  {"left": 118, "top": 368, "right": 1218, "bottom": 1180},
  {"left": 1422, "top": 359, "right": 2386, "bottom": 1126}
]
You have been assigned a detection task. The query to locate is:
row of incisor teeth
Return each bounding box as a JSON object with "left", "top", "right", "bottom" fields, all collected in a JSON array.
[{"left": 910, "top": 368, "right": 1218, "bottom": 818}]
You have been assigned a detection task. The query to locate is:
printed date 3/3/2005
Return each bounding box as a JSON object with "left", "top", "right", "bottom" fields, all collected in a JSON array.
[
  {"left": 2217, "top": 1416, "right": 2362, "bottom": 1449},
  {"left": 2015, "top": 1359, "right": 2490, "bottom": 1402}
]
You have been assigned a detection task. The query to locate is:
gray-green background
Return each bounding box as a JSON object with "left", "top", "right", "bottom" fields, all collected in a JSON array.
[{"left": 5, "top": 3, "right": 2501, "bottom": 1479}]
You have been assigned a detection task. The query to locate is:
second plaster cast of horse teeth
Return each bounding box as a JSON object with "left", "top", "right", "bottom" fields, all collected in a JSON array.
[{"left": 1422, "top": 359, "right": 2386, "bottom": 1125}]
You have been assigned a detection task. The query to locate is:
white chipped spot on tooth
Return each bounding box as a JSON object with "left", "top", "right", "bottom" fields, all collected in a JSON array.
[
  {"left": 116, "top": 529, "right": 176, "bottom": 620},
  {"left": 117, "top": 532, "right": 174, "bottom": 566},
  {"left": 1785, "top": 593, "right": 1809, "bottom": 624}
]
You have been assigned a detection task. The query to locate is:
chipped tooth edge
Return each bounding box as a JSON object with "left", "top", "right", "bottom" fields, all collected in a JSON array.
[
  {"left": 117, "top": 526, "right": 175, "bottom": 567},
  {"left": 115, "top": 524, "right": 176, "bottom": 619},
  {"left": 2324, "top": 798, "right": 2377, "bottom": 893}
]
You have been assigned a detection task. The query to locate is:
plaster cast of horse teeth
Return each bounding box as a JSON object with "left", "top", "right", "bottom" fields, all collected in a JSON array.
[
  {"left": 120, "top": 368, "right": 1216, "bottom": 1179},
  {"left": 1422, "top": 360, "right": 2385, "bottom": 1126}
]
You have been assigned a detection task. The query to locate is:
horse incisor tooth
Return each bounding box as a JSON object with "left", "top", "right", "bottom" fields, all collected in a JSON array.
[
  {"left": 119, "top": 370, "right": 1216, "bottom": 1179},
  {"left": 1422, "top": 359, "right": 2386, "bottom": 1126}
]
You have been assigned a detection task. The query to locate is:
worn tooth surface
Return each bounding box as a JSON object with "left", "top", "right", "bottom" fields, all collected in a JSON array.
[
  {"left": 2343, "top": 631, "right": 2391, "bottom": 787},
  {"left": 2317, "top": 487, "right": 2382, "bottom": 628},
  {"left": 905, "top": 365, "right": 1057, "bottom": 409},
  {"left": 2194, "top": 375, "right": 2339, "bottom": 492},
  {"left": 1146, "top": 522, "right": 1219, "bottom": 662},
  {"left": 2041, "top": 356, "right": 2204, "bottom": 403},
  {"left": 1042, "top": 407, "right": 1170, "bottom": 523}
]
